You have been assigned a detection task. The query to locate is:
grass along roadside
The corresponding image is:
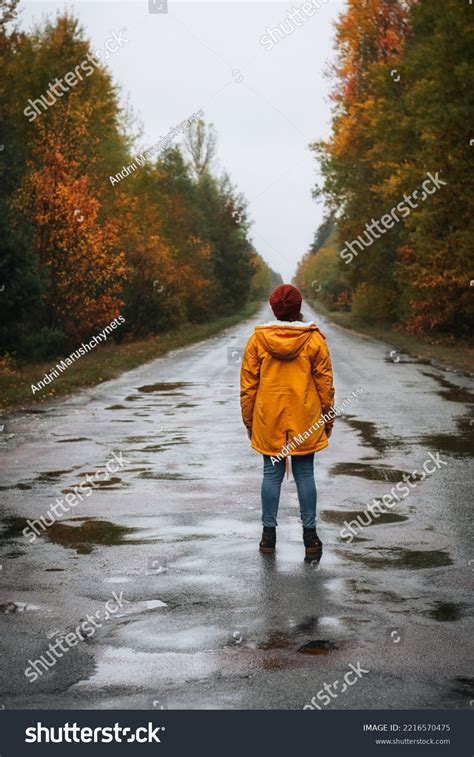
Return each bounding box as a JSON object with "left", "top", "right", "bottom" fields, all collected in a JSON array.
[
  {"left": 0, "top": 302, "right": 261, "bottom": 411},
  {"left": 307, "top": 297, "right": 474, "bottom": 375}
]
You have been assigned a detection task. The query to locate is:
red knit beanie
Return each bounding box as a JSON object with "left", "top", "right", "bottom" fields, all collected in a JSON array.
[{"left": 269, "top": 284, "right": 302, "bottom": 321}]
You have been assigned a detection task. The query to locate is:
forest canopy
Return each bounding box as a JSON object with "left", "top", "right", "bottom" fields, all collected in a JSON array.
[
  {"left": 0, "top": 1, "right": 279, "bottom": 361},
  {"left": 296, "top": 0, "right": 474, "bottom": 337}
]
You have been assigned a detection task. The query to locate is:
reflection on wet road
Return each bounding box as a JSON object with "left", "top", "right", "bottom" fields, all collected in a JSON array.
[{"left": 0, "top": 304, "right": 472, "bottom": 710}]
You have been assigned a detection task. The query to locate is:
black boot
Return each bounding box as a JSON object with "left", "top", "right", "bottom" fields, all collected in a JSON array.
[
  {"left": 259, "top": 526, "right": 276, "bottom": 554},
  {"left": 303, "top": 527, "right": 322, "bottom": 562}
]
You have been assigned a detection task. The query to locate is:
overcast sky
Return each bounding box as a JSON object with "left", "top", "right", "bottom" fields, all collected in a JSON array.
[{"left": 21, "top": 0, "right": 345, "bottom": 281}]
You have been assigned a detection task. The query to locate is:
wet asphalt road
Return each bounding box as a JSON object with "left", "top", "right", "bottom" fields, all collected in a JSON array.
[{"left": 0, "top": 303, "right": 473, "bottom": 710}]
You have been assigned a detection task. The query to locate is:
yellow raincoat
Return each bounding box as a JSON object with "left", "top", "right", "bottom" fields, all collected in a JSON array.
[{"left": 240, "top": 320, "right": 335, "bottom": 458}]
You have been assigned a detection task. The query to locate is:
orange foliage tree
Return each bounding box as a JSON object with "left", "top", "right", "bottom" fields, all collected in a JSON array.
[{"left": 15, "top": 113, "right": 127, "bottom": 344}]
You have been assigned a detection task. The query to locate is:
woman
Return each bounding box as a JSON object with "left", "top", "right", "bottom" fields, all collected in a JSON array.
[{"left": 240, "top": 284, "right": 335, "bottom": 561}]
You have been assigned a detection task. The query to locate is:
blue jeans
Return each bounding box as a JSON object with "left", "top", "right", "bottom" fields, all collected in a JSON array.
[{"left": 261, "top": 454, "right": 317, "bottom": 529}]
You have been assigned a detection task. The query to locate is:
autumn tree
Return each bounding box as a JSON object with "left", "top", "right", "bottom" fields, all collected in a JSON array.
[
  {"left": 0, "top": 6, "right": 273, "bottom": 360},
  {"left": 311, "top": 0, "right": 413, "bottom": 316},
  {"left": 380, "top": 0, "right": 474, "bottom": 333},
  {"left": 309, "top": 0, "right": 474, "bottom": 335},
  {"left": 15, "top": 108, "right": 127, "bottom": 344}
]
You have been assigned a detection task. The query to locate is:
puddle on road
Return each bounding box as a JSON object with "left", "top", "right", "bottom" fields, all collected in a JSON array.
[
  {"left": 137, "top": 382, "right": 191, "bottom": 393},
  {"left": 420, "top": 434, "right": 473, "bottom": 457},
  {"left": 0, "top": 482, "right": 32, "bottom": 491},
  {"left": 340, "top": 547, "right": 452, "bottom": 569},
  {"left": 330, "top": 463, "right": 421, "bottom": 483},
  {"left": 137, "top": 471, "right": 192, "bottom": 481},
  {"left": 422, "top": 373, "right": 474, "bottom": 404},
  {"left": 426, "top": 601, "right": 465, "bottom": 622},
  {"left": 135, "top": 444, "right": 167, "bottom": 452},
  {"left": 124, "top": 396, "right": 154, "bottom": 403},
  {"left": 347, "top": 580, "right": 408, "bottom": 605},
  {"left": 0, "top": 518, "right": 27, "bottom": 544},
  {"left": 56, "top": 438, "right": 89, "bottom": 443},
  {"left": 106, "top": 405, "right": 127, "bottom": 410},
  {"left": 44, "top": 518, "right": 150, "bottom": 554},
  {"left": 420, "top": 417, "right": 474, "bottom": 458},
  {"left": 62, "top": 477, "right": 123, "bottom": 492},
  {"left": 135, "top": 445, "right": 165, "bottom": 452},
  {"left": 322, "top": 509, "right": 408, "bottom": 527},
  {"left": 229, "top": 628, "right": 343, "bottom": 657},
  {"left": 138, "top": 440, "right": 189, "bottom": 452},
  {"left": 0, "top": 517, "right": 153, "bottom": 555},
  {"left": 35, "top": 470, "right": 74, "bottom": 482},
  {"left": 341, "top": 415, "right": 402, "bottom": 453},
  {"left": 298, "top": 640, "right": 340, "bottom": 655}
]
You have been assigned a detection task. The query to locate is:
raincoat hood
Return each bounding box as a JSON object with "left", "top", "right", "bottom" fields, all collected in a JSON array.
[{"left": 255, "top": 320, "right": 319, "bottom": 361}]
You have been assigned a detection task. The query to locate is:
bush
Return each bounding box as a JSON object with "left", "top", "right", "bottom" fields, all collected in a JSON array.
[
  {"left": 18, "top": 327, "right": 67, "bottom": 362},
  {"left": 351, "top": 283, "right": 398, "bottom": 323}
]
